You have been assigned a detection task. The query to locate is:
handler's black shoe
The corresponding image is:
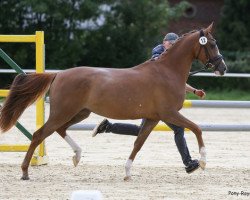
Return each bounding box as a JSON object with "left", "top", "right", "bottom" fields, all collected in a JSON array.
[
  {"left": 185, "top": 159, "right": 199, "bottom": 174},
  {"left": 92, "top": 119, "right": 110, "bottom": 137}
]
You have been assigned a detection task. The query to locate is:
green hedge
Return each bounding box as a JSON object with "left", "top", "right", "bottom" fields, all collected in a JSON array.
[
  {"left": 222, "top": 51, "right": 250, "bottom": 73},
  {"left": 188, "top": 75, "right": 250, "bottom": 91}
]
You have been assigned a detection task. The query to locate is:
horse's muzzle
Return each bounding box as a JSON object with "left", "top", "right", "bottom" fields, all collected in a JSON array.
[{"left": 215, "top": 59, "right": 227, "bottom": 76}]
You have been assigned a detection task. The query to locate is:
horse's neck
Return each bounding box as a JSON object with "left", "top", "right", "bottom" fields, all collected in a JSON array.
[{"left": 160, "top": 33, "right": 198, "bottom": 82}]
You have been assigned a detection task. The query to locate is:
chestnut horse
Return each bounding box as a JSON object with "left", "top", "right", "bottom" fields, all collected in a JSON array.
[{"left": 0, "top": 23, "right": 227, "bottom": 180}]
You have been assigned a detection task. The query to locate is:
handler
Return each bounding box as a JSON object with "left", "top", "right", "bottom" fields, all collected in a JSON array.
[{"left": 92, "top": 33, "right": 206, "bottom": 174}]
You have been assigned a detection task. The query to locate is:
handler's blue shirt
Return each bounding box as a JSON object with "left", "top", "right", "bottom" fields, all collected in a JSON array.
[{"left": 151, "top": 44, "right": 165, "bottom": 59}]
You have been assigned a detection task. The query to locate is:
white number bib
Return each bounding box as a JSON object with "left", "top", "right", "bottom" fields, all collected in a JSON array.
[{"left": 199, "top": 36, "right": 208, "bottom": 45}]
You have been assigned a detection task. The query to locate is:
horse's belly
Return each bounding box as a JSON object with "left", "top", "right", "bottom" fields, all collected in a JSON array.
[{"left": 88, "top": 93, "right": 157, "bottom": 120}]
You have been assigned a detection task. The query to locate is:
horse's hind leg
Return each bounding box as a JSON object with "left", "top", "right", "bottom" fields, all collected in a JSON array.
[
  {"left": 160, "top": 111, "right": 206, "bottom": 169},
  {"left": 21, "top": 119, "right": 63, "bottom": 180},
  {"left": 124, "top": 119, "right": 159, "bottom": 181},
  {"left": 21, "top": 105, "right": 85, "bottom": 180},
  {"left": 56, "top": 109, "right": 91, "bottom": 167}
]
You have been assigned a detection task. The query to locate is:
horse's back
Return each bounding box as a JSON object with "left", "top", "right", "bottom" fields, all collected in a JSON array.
[{"left": 48, "top": 66, "right": 156, "bottom": 119}]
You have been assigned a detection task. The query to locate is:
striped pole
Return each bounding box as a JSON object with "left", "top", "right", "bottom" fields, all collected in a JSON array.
[{"left": 183, "top": 100, "right": 250, "bottom": 108}]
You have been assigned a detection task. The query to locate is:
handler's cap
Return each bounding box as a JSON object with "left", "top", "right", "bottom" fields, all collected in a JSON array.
[{"left": 163, "top": 32, "right": 179, "bottom": 44}]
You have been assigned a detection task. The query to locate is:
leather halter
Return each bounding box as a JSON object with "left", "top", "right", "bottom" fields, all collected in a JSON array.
[{"left": 189, "top": 30, "right": 223, "bottom": 76}]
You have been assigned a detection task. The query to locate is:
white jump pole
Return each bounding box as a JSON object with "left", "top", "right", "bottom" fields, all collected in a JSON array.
[{"left": 183, "top": 100, "right": 250, "bottom": 108}]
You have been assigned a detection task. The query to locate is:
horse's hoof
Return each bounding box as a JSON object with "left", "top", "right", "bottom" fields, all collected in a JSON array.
[
  {"left": 124, "top": 176, "right": 132, "bottom": 181},
  {"left": 20, "top": 176, "right": 30, "bottom": 180},
  {"left": 73, "top": 155, "right": 80, "bottom": 167},
  {"left": 199, "top": 160, "right": 206, "bottom": 170}
]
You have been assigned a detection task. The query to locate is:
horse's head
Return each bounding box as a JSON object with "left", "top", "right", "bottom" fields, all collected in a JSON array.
[{"left": 195, "top": 23, "right": 227, "bottom": 76}]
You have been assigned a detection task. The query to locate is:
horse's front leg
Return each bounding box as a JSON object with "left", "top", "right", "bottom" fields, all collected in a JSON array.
[
  {"left": 161, "top": 111, "right": 206, "bottom": 169},
  {"left": 124, "top": 119, "right": 159, "bottom": 181}
]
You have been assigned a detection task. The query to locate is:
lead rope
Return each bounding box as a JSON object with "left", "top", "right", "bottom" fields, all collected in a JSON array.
[{"left": 189, "top": 67, "right": 207, "bottom": 76}]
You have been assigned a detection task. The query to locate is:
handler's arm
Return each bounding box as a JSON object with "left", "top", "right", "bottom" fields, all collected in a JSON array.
[{"left": 185, "top": 83, "right": 206, "bottom": 99}]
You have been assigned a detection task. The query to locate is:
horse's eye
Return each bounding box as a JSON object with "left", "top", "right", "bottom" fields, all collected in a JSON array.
[
  {"left": 210, "top": 44, "right": 216, "bottom": 49},
  {"left": 209, "top": 41, "right": 217, "bottom": 49}
]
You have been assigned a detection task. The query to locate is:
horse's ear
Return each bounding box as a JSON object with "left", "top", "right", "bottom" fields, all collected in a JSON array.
[{"left": 206, "top": 22, "right": 214, "bottom": 33}]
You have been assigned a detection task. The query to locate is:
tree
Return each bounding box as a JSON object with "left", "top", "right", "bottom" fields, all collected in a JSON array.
[
  {"left": 217, "top": 0, "right": 250, "bottom": 51},
  {"left": 82, "top": 0, "right": 188, "bottom": 68},
  {"left": 0, "top": 0, "right": 187, "bottom": 70},
  {"left": 217, "top": 0, "right": 250, "bottom": 73},
  {"left": 0, "top": 0, "right": 104, "bottom": 69}
]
